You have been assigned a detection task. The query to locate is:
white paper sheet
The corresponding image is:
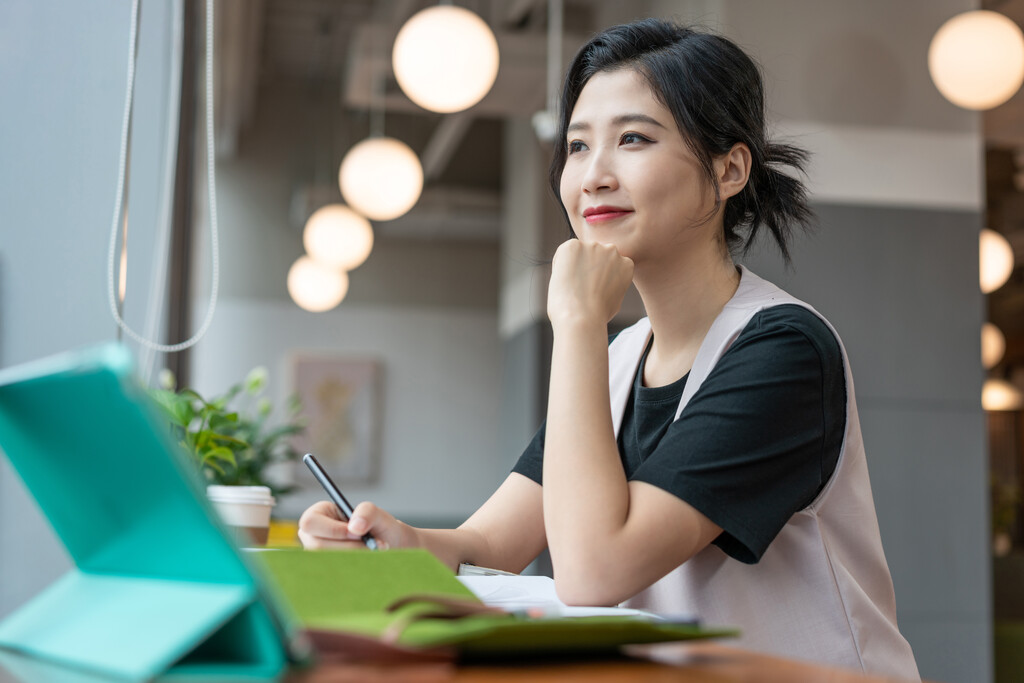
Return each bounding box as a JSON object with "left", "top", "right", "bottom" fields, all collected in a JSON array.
[{"left": 456, "top": 575, "right": 667, "bottom": 619}]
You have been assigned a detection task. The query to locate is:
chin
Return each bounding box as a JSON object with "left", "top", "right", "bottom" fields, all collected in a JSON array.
[{"left": 583, "top": 232, "right": 634, "bottom": 256}]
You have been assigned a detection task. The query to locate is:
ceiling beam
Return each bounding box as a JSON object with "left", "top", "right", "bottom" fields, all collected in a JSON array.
[
  {"left": 421, "top": 113, "right": 475, "bottom": 181},
  {"left": 502, "top": 0, "right": 545, "bottom": 26},
  {"left": 344, "top": 23, "right": 587, "bottom": 117}
]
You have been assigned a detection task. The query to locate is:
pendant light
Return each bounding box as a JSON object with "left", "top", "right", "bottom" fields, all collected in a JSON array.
[
  {"left": 287, "top": 256, "right": 349, "bottom": 313},
  {"left": 983, "top": 378, "right": 1024, "bottom": 411},
  {"left": 929, "top": 10, "right": 1024, "bottom": 110},
  {"left": 981, "top": 228, "right": 1015, "bottom": 294},
  {"left": 392, "top": 5, "right": 499, "bottom": 113},
  {"left": 982, "top": 323, "right": 1007, "bottom": 369},
  {"left": 339, "top": 136, "right": 423, "bottom": 221},
  {"left": 303, "top": 204, "right": 374, "bottom": 271}
]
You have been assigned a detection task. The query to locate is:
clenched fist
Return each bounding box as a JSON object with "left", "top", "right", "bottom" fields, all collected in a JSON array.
[{"left": 547, "top": 239, "right": 634, "bottom": 330}]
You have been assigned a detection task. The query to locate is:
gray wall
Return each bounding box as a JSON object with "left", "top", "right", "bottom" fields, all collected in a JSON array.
[{"left": 0, "top": 1, "right": 178, "bottom": 616}]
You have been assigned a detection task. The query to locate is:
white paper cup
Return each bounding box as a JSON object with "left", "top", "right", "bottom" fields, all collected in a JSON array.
[{"left": 207, "top": 485, "right": 276, "bottom": 546}]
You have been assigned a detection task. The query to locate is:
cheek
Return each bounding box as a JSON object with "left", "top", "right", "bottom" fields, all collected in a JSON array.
[{"left": 559, "top": 172, "right": 578, "bottom": 211}]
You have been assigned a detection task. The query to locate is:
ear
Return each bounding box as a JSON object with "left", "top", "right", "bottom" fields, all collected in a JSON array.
[{"left": 715, "top": 142, "right": 752, "bottom": 201}]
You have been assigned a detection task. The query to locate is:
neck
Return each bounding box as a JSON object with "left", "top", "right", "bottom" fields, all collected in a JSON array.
[{"left": 633, "top": 246, "right": 740, "bottom": 357}]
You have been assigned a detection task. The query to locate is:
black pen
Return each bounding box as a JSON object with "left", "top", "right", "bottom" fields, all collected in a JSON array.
[{"left": 303, "top": 453, "right": 379, "bottom": 550}]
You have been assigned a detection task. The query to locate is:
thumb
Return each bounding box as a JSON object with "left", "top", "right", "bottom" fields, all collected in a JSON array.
[{"left": 347, "top": 500, "right": 388, "bottom": 537}]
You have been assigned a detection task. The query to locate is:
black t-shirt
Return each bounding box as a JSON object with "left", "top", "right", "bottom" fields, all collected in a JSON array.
[{"left": 512, "top": 304, "right": 847, "bottom": 564}]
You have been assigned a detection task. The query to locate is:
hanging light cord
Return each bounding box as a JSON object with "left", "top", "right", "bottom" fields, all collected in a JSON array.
[{"left": 107, "top": 0, "right": 219, "bottom": 353}]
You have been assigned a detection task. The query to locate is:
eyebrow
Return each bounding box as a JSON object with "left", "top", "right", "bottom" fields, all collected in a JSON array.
[{"left": 566, "top": 113, "right": 667, "bottom": 134}]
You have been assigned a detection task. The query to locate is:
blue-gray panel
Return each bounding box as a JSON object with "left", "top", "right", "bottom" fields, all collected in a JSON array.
[
  {"left": 858, "top": 405, "right": 989, "bottom": 682},
  {"left": 858, "top": 406, "right": 989, "bottom": 618},
  {"left": 899, "top": 617, "right": 992, "bottom": 683},
  {"left": 742, "top": 203, "right": 983, "bottom": 405}
]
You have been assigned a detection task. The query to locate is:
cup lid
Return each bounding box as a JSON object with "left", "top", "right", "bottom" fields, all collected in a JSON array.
[{"left": 206, "top": 485, "right": 276, "bottom": 505}]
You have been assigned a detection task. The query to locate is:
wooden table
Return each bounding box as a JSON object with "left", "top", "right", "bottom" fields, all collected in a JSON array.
[
  {"left": 288, "top": 642, "right": 925, "bottom": 683},
  {"left": 0, "top": 641, "right": 930, "bottom": 682}
]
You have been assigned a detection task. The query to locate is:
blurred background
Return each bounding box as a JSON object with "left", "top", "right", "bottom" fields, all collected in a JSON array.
[{"left": 4, "top": 1, "right": 1024, "bottom": 680}]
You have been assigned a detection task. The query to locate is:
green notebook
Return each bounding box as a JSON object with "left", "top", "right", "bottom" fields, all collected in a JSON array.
[
  {"left": 0, "top": 344, "right": 295, "bottom": 681},
  {"left": 257, "top": 548, "right": 736, "bottom": 658}
]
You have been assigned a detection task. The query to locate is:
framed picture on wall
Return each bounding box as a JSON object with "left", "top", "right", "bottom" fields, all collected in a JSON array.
[{"left": 290, "top": 355, "right": 382, "bottom": 484}]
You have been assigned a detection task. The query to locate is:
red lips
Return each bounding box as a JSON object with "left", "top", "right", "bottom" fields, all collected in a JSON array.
[{"left": 583, "top": 205, "right": 633, "bottom": 223}]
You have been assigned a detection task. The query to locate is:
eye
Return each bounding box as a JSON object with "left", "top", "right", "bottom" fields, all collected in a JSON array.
[
  {"left": 567, "top": 140, "right": 588, "bottom": 154},
  {"left": 620, "top": 132, "right": 652, "bottom": 145}
]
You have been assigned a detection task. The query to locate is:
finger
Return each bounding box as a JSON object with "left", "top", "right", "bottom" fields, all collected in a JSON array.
[
  {"left": 347, "top": 501, "right": 383, "bottom": 536},
  {"left": 298, "top": 528, "right": 371, "bottom": 550},
  {"left": 620, "top": 255, "right": 635, "bottom": 277},
  {"left": 298, "top": 501, "right": 349, "bottom": 539},
  {"left": 307, "top": 499, "right": 346, "bottom": 521}
]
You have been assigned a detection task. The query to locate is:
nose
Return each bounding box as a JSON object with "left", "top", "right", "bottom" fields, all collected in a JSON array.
[{"left": 580, "top": 148, "right": 618, "bottom": 194}]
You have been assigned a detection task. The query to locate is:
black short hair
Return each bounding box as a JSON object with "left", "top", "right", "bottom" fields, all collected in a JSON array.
[{"left": 550, "top": 18, "right": 813, "bottom": 263}]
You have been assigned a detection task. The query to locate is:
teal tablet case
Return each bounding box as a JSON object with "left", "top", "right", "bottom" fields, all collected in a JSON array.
[{"left": 0, "top": 344, "right": 293, "bottom": 681}]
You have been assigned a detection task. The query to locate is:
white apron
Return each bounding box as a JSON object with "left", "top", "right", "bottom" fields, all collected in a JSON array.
[{"left": 615, "top": 266, "right": 919, "bottom": 681}]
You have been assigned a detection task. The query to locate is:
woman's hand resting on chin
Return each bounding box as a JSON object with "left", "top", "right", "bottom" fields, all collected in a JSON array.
[
  {"left": 547, "top": 240, "right": 634, "bottom": 330},
  {"left": 298, "top": 500, "right": 420, "bottom": 550}
]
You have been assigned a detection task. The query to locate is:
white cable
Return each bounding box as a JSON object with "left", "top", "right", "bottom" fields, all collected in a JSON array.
[
  {"left": 107, "top": 0, "right": 219, "bottom": 354},
  {"left": 140, "top": 0, "right": 184, "bottom": 383}
]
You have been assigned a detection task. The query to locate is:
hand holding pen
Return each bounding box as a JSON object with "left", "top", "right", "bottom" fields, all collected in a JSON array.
[{"left": 302, "top": 453, "right": 379, "bottom": 550}]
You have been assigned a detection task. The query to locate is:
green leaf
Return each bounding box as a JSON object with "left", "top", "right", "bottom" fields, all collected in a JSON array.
[
  {"left": 174, "top": 397, "right": 195, "bottom": 425},
  {"left": 148, "top": 389, "right": 193, "bottom": 427},
  {"left": 147, "top": 389, "right": 176, "bottom": 418},
  {"left": 246, "top": 367, "right": 269, "bottom": 395},
  {"left": 204, "top": 447, "right": 236, "bottom": 467},
  {"left": 195, "top": 429, "right": 215, "bottom": 451},
  {"left": 209, "top": 412, "right": 240, "bottom": 432},
  {"left": 204, "top": 460, "right": 226, "bottom": 476},
  {"left": 209, "top": 432, "right": 249, "bottom": 448},
  {"left": 257, "top": 397, "right": 272, "bottom": 417}
]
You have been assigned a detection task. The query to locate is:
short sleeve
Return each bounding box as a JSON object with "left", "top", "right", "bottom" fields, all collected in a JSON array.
[
  {"left": 512, "top": 422, "right": 545, "bottom": 484},
  {"left": 629, "top": 306, "right": 846, "bottom": 564}
]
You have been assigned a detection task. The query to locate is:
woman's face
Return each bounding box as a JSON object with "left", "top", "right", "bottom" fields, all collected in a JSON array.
[{"left": 559, "top": 68, "right": 717, "bottom": 264}]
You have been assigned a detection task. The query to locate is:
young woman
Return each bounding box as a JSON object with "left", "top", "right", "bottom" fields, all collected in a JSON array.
[{"left": 299, "top": 18, "right": 919, "bottom": 680}]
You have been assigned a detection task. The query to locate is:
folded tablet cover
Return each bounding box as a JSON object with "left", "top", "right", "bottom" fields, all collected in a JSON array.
[{"left": 0, "top": 344, "right": 291, "bottom": 681}]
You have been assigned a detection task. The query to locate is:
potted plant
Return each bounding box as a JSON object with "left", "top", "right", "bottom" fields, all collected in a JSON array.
[{"left": 149, "top": 367, "right": 305, "bottom": 544}]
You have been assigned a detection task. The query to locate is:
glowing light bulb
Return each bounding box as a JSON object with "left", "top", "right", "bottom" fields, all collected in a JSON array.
[
  {"left": 983, "top": 378, "right": 1024, "bottom": 411},
  {"left": 339, "top": 137, "right": 423, "bottom": 221},
  {"left": 982, "top": 323, "right": 1007, "bottom": 369},
  {"left": 303, "top": 204, "right": 374, "bottom": 271},
  {"left": 981, "top": 229, "right": 1015, "bottom": 294},
  {"left": 929, "top": 10, "right": 1024, "bottom": 110},
  {"left": 392, "top": 5, "right": 500, "bottom": 113},
  {"left": 287, "top": 256, "right": 349, "bottom": 312}
]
